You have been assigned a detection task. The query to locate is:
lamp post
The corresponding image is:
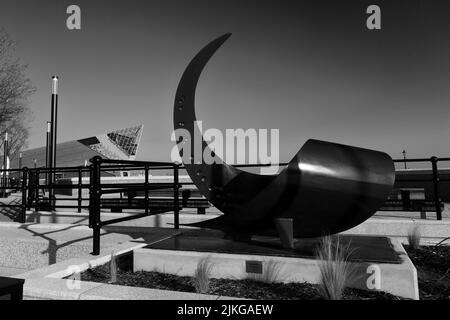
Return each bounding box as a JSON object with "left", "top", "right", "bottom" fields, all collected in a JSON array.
[
  {"left": 402, "top": 150, "right": 407, "bottom": 170},
  {"left": 49, "top": 76, "right": 59, "bottom": 208},
  {"left": 51, "top": 76, "right": 58, "bottom": 170}
]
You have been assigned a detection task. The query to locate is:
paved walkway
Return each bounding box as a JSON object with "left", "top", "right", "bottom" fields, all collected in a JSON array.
[
  {"left": 0, "top": 223, "right": 180, "bottom": 277},
  {"left": 0, "top": 193, "right": 22, "bottom": 222},
  {"left": 374, "top": 210, "right": 450, "bottom": 221}
]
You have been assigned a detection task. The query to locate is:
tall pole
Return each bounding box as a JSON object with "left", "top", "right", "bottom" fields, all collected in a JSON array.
[
  {"left": 402, "top": 150, "right": 407, "bottom": 170},
  {"left": 51, "top": 76, "right": 58, "bottom": 171},
  {"left": 49, "top": 76, "right": 59, "bottom": 207}
]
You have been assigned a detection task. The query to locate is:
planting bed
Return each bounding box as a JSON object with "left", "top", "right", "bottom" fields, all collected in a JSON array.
[
  {"left": 79, "top": 243, "right": 450, "bottom": 300},
  {"left": 405, "top": 244, "right": 450, "bottom": 300},
  {"left": 81, "top": 264, "right": 401, "bottom": 300}
]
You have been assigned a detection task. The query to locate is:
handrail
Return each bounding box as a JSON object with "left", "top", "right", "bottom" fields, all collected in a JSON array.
[
  {"left": 1, "top": 154, "right": 448, "bottom": 255},
  {"left": 100, "top": 158, "right": 174, "bottom": 166},
  {"left": 88, "top": 156, "right": 180, "bottom": 255}
]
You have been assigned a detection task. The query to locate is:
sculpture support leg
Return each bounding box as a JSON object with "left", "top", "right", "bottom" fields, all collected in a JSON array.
[{"left": 275, "top": 218, "right": 295, "bottom": 249}]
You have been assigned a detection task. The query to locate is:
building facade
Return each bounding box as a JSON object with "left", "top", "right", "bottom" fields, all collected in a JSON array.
[{"left": 10, "top": 125, "right": 143, "bottom": 176}]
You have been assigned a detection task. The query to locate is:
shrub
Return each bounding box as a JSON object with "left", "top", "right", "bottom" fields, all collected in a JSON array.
[
  {"left": 193, "top": 257, "right": 213, "bottom": 294},
  {"left": 407, "top": 226, "right": 421, "bottom": 250},
  {"left": 315, "top": 235, "right": 354, "bottom": 300}
]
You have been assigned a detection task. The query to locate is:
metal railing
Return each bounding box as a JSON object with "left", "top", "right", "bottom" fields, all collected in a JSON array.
[
  {"left": 392, "top": 157, "right": 450, "bottom": 221},
  {"left": 0, "top": 157, "right": 181, "bottom": 255},
  {"left": 0, "top": 167, "right": 28, "bottom": 223},
  {"left": 0, "top": 154, "right": 448, "bottom": 255},
  {"left": 26, "top": 166, "right": 91, "bottom": 212},
  {"left": 88, "top": 156, "right": 180, "bottom": 255}
]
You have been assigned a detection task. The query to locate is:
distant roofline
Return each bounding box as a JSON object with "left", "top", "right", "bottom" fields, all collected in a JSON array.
[
  {"left": 20, "top": 124, "right": 144, "bottom": 154},
  {"left": 77, "top": 124, "right": 143, "bottom": 144},
  {"left": 396, "top": 168, "right": 450, "bottom": 172}
]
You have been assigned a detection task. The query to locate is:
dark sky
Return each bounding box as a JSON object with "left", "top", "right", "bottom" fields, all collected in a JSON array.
[{"left": 1, "top": 0, "right": 450, "bottom": 165}]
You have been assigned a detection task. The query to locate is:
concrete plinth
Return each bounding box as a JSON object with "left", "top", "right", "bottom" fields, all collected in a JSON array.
[{"left": 134, "top": 236, "right": 419, "bottom": 300}]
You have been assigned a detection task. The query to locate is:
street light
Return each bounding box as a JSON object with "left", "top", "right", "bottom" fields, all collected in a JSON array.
[
  {"left": 51, "top": 76, "right": 58, "bottom": 171},
  {"left": 49, "top": 76, "right": 59, "bottom": 209},
  {"left": 402, "top": 150, "right": 407, "bottom": 170}
]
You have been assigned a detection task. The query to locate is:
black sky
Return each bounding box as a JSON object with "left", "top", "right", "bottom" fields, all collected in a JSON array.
[{"left": 1, "top": 0, "right": 450, "bottom": 165}]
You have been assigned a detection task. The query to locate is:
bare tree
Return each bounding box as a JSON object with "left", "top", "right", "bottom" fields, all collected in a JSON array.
[{"left": 0, "top": 29, "right": 35, "bottom": 158}]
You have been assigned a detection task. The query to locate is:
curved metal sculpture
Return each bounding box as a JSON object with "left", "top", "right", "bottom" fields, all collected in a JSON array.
[{"left": 174, "top": 33, "right": 395, "bottom": 239}]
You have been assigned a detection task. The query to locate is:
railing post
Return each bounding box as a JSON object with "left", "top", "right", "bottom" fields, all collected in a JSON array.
[
  {"left": 90, "top": 156, "right": 102, "bottom": 255},
  {"left": 35, "top": 169, "right": 40, "bottom": 212},
  {"left": 431, "top": 156, "right": 442, "bottom": 220},
  {"left": 77, "top": 167, "right": 82, "bottom": 213},
  {"left": 26, "top": 169, "right": 33, "bottom": 210},
  {"left": 88, "top": 165, "right": 93, "bottom": 228},
  {"left": 21, "top": 167, "right": 28, "bottom": 223},
  {"left": 173, "top": 163, "right": 180, "bottom": 229},
  {"left": 144, "top": 165, "right": 149, "bottom": 215}
]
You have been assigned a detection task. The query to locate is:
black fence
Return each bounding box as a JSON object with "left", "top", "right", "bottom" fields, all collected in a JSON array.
[
  {"left": 0, "top": 156, "right": 181, "bottom": 255},
  {"left": 1, "top": 155, "right": 449, "bottom": 255},
  {"left": 88, "top": 156, "right": 180, "bottom": 255},
  {"left": 390, "top": 157, "right": 450, "bottom": 221},
  {"left": 25, "top": 165, "right": 91, "bottom": 213},
  {"left": 0, "top": 167, "right": 27, "bottom": 222}
]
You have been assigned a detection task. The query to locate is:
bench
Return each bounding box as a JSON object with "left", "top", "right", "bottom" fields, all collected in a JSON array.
[
  {"left": 378, "top": 188, "right": 444, "bottom": 219},
  {"left": 379, "top": 199, "right": 444, "bottom": 219},
  {"left": 0, "top": 277, "right": 25, "bottom": 300},
  {"left": 103, "top": 189, "right": 210, "bottom": 215}
]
